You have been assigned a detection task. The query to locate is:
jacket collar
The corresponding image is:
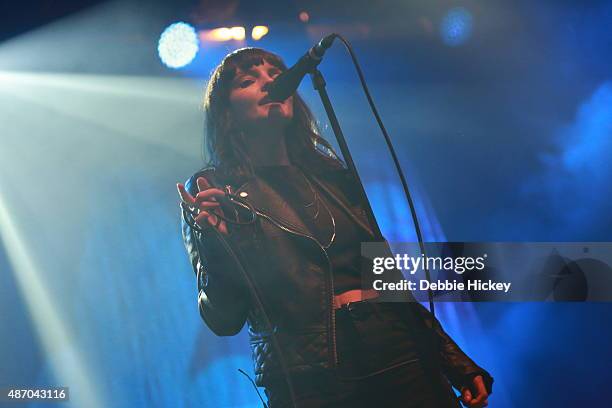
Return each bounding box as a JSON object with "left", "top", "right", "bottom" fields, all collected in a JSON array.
[{"left": 232, "top": 167, "right": 376, "bottom": 239}]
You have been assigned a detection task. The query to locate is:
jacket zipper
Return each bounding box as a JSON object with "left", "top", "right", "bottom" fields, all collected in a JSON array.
[{"left": 252, "top": 208, "right": 339, "bottom": 366}]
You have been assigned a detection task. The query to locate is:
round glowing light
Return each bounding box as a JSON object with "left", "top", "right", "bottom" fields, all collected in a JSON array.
[
  {"left": 252, "top": 26, "right": 269, "bottom": 40},
  {"left": 157, "top": 22, "right": 199, "bottom": 69},
  {"left": 299, "top": 11, "right": 310, "bottom": 23},
  {"left": 440, "top": 7, "right": 473, "bottom": 46}
]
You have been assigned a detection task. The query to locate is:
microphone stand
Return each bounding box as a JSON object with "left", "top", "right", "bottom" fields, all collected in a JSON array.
[
  {"left": 309, "top": 68, "right": 384, "bottom": 242},
  {"left": 309, "top": 68, "right": 455, "bottom": 407}
]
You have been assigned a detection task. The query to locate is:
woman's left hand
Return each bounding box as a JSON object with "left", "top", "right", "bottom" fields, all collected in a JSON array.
[{"left": 460, "top": 375, "right": 489, "bottom": 407}]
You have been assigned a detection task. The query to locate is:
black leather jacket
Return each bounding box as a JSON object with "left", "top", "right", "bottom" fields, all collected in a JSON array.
[{"left": 180, "top": 165, "right": 493, "bottom": 393}]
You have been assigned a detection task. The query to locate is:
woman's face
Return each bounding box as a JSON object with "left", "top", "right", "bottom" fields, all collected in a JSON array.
[{"left": 228, "top": 59, "right": 294, "bottom": 130}]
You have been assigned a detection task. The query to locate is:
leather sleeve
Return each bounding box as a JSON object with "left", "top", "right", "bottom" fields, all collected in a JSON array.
[
  {"left": 180, "top": 171, "right": 250, "bottom": 336},
  {"left": 414, "top": 302, "right": 494, "bottom": 395}
]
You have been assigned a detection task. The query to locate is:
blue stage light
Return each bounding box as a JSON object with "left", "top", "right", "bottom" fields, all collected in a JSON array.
[
  {"left": 157, "top": 22, "right": 199, "bottom": 69},
  {"left": 441, "top": 7, "right": 473, "bottom": 46}
]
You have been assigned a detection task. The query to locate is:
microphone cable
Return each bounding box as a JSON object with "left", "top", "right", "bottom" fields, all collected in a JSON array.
[
  {"left": 315, "top": 34, "right": 464, "bottom": 408},
  {"left": 182, "top": 199, "right": 298, "bottom": 408},
  {"left": 320, "top": 33, "right": 436, "bottom": 318}
]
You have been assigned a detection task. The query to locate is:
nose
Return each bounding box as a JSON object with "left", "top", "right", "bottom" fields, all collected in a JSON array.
[
  {"left": 261, "top": 77, "right": 273, "bottom": 93},
  {"left": 261, "top": 68, "right": 279, "bottom": 92}
]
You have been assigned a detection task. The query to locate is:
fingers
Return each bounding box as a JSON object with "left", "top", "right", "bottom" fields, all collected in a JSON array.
[
  {"left": 471, "top": 376, "right": 488, "bottom": 403},
  {"left": 196, "top": 176, "right": 210, "bottom": 191},
  {"left": 199, "top": 201, "right": 221, "bottom": 209},
  {"left": 218, "top": 219, "right": 229, "bottom": 235},
  {"left": 194, "top": 210, "right": 211, "bottom": 225},
  {"left": 197, "top": 176, "right": 225, "bottom": 199},
  {"left": 462, "top": 376, "right": 489, "bottom": 408},
  {"left": 194, "top": 210, "right": 228, "bottom": 235},
  {"left": 195, "top": 189, "right": 226, "bottom": 204},
  {"left": 177, "top": 180, "right": 223, "bottom": 209},
  {"left": 470, "top": 378, "right": 488, "bottom": 407},
  {"left": 462, "top": 388, "right": 473, "bottom": 405},
  {"left": 195, "top": 176, "right": 226, "bottom": 205},
  {"left": 177, "top": 183, "right": 195, "bottom": 206},
  {"left": 179, "top": 178, "right": 228, "bottom": 235}
]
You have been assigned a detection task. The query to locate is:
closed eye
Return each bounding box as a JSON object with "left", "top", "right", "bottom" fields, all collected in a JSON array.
[{"left": 239, "top": 79, "right": 254, "bottom": 88}]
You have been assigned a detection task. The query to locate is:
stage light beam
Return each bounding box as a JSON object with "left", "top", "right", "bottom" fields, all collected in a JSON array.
[{"left": 0, "top": 194, "right": 106, "bottom": 408}]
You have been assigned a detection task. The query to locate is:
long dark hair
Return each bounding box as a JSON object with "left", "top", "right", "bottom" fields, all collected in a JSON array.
[{"left": 202, "top": 47, "right": 344, "bottom": 183}]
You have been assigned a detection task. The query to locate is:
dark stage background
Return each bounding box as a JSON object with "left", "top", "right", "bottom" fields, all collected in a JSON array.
[{"left": 0, "top": 0, "right": 611, "bottom": 407}]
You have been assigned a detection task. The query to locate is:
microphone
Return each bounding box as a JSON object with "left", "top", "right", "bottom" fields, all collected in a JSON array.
[{"left": 261, "top": 34, "right": 337, "bottom": 103}]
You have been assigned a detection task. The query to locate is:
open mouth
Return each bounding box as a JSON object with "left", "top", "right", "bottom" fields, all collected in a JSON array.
[
  {"left": 258, "top": 97, "right": 272, "bottom": 105},
  {"left": 258, "top": 95, "right": 287, "bottom": 106},
  {"left": 260, "top": 100, "right": 282, "bottom": 107}
]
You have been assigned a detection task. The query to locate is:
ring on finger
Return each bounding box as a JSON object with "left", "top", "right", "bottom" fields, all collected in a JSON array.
[{"left": 181, "top": 202, "right": 199, "bottom": 215}]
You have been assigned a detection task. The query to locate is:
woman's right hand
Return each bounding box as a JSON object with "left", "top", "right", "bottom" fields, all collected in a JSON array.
[{"left": 177, "top": 176, "right": 229, "bottom": 235}]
